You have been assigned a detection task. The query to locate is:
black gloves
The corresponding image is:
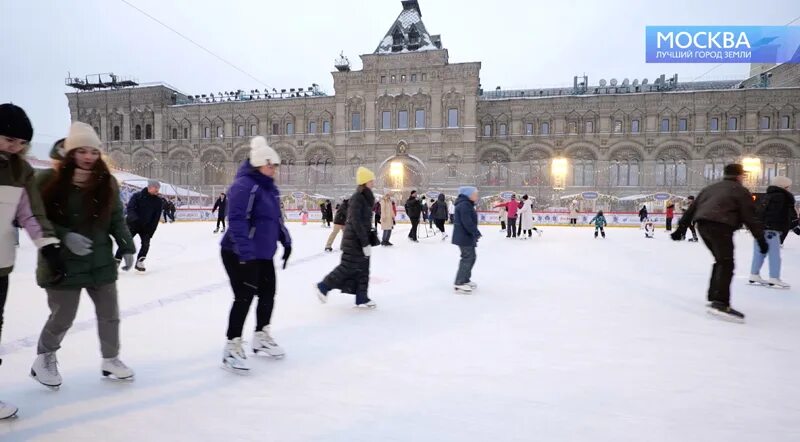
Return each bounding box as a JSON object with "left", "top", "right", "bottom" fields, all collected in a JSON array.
[
  {"left": 758, "top": 238, "right": 769, "bottom": 254},
  {"left": 281, "top": 245, "right": 292, "bottom": 269},
  {"left": 40, "top": 243, "right": 66, "bottom": 285},
  {"left": 670, "top": 227, "right": 686, "bottom": 241}
]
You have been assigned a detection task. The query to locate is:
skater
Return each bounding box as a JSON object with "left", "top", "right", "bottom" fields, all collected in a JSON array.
[
  {"left": 672, "top": 164, "right": 765, "bottom": 323},
  {"left": 300, "top": 207, "right": 309, "bottom": 225},
  {"left": 421, "top": 197, "right": 429, "bottom": 228},
  {"left": 447, "top": 198, "right": 455, "bottom": 224},
  {"left": 315, "top": 167, "right": 380, "bottom": 309},
  {"left": 589, "top": 210, "right": 607, "bottom": 238},
  {"left": 431, "top": 193, "right": 449, "bottom": 239},
  {"left": 32, "top": 122, "right": 137, "bottom": 389},
  {"left": 212, "top": 192, "right": 227, "bottom": 233},
  {"left": 638, "top": 205, "right": 648, "bottom": 224},
  {"left": 162, "top": 197, "right": 176, "bottom": 223},
  {"left": 324, "top": 200, "right": 334, "bottom": 228},
  {"left": 428, "top": 199, "right": 436, "bottom": 229},
  {"left": 498, "top": 204, "right": 507, "bottom": 232},
  {"left": 405, "top": 190, "right": 422, "bottom": 242},
  {"left": 373, "top": 200, "right": 381, "bottom": 230},
  {"left": 0, "top": 104, "right": 65, "bottom": 417},
  {"left": 679, "top": 196, "right": 699, "bottom": 241},
  {"left": 494, "top": 195, "right": 519, "bottom": 238},
  {"left": 452, "top": 186, "right": 481, "bottom": 294},
  {"left": 519, "top": 195, "right": 539, "bottom": 238},
  {"left": 325, "top": 198, "right": 349, "bottom": 252},
  {"left": 380, "top": 193, "right": 395, "bottom": 246},
  {"left": 665, "top": 201, "right": 675, "bottom": 231},
  {"left": 115, "top": 179, "right": 163, "bottom": 272},
  {"left": 748, "top": 176, "right": 799, "bottom": 288},
  {"left": 220, "top": 136, "right": 292, "bottom": 372},
  {"left": 569, "top": 200, "right": 579, "bottom": 225},
  {"left": 644, "top": 219, "right": 655, "bottom": 238}
]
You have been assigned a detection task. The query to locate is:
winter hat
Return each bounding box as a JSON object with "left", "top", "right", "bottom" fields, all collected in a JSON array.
[
  {"left": 356, "top": 166, "right": 375, "bottom": 185},
  {"left": 50, "top": 138, "right": 66, "bottom": 160},
  {"left": 458, "top": 186, "right": 477, "bottom": 197},
  {"left": 771, "top": 175, "right": 792, "bottom": 188},
  {"left": 249, "top": 136, "right": 281, "bottom": 167},
  {"left": 64, "top": 122, "right": 102, "bottom": 153},
  {"left": 723, "top": 163, "right": 745, "bottom": 178},
  {"left": 0, "top": 103, "right": 33, "bottom": 142},
  {"left": 147, "top": 179, "right": 161, "bottom": 189}
]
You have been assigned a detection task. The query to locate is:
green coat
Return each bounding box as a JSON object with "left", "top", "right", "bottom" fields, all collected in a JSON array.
[
  {"left": 590, "top": 215, "right": 607, "bottom": 228},
  {"left": 35, "top": 169, "right": 136, "bottom": 289}
]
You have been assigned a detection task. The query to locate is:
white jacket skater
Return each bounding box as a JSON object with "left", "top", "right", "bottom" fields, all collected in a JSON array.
[{"left": 520, "top": 197, "right": 534, "bottom": 230}]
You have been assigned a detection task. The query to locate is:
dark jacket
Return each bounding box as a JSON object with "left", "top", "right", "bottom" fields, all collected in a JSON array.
[
  {"left": 324, "top": 202, "right": 334, "bottom": 222},
  {"left": 35, "top": 169, "right": 135, "bottom": 288},
  {"left": 405, "top": 196, "right": 422, "bottom": 219},
  {"left": 342, "top": 186, "right": 375, "bottom": 254},
  {"left": 679, "top": 178, "right": 763, "bottom": 238},
  {"left": 758, "top": 186, "right": 798, "bottom": 232},
  {"left": 638, "top": 206, "right": 648, "bottom": 221},
  {"left": 452, "top": 194, "right": 481, "bottom": 247},
  {"left": 126, "top": 188, "right": 164, "bottom": 236},
  {"left": 430, "top": 194, "right": 448, "bottom": 220},
  {"left": 221, "top": 161, "right": 291, "bottom": 261},
  {"left": 212, "top": 196, "right": 227, "bottom": 217},
  {"left": 334, "top": 200, "right": 349, "bottom": 226}
]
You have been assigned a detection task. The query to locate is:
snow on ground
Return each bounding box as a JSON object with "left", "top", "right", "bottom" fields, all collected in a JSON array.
[{"left": 1, "top": 222, "right": 799, "bottom": 442}]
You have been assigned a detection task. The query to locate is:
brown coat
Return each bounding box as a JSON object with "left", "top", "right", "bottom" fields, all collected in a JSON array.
[
  {"left": 679, "top": 178, "right": 763, "bottom": 238},
  {"left": 380, "top": 195, "right": 395, "bottom": 230}
]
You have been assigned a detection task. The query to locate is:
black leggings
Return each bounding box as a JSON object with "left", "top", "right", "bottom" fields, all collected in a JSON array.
[
  {"left": 434, "top": 219, "right": 446, "bottom": 233},
  {"left": 216, "top": 216, "right": 226, "bottom": 230},
  {"left": 222, "top": 250, "right": 276, "bottom": 340},
  {"left": 0, "top": 275, "right": 7, "bottom": 347}
]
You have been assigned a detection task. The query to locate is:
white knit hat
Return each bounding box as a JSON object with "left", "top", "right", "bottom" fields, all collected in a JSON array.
[
  {"left": 771, "top": 175, "right": 792, "bottom": 189},
  {"left": 249, "top": 136, "right": 280, "bottom": 167},
  {"left": 64, "top": 122, "right": 102, "bottom": 153}
]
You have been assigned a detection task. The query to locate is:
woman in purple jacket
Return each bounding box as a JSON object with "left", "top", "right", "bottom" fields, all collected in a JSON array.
[{"left": 220, "top": 137, "right": 292, "bottom": 373}]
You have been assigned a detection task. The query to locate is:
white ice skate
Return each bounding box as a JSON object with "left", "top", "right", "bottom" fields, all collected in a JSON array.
[
  {"left": 253, "top": 326, "right": 285, "bottom": 359},
  {"left": 101, "top": 357, "right": 135, "bottom": 381},
  {"left": 135, "top": 257, "right": 146, "bottom": 272},
  {"left": 31, "top": 352, "right": 62, "bottom": 390},
  {"left": 441, "top": 233, "right": 449, "bottom": 242},
  {"left": 536, "top": 230, "right": 543, "bottom": 237},
  {"left": 222, "top": 338, "right": 249, "bottom": 373},
  {"left": 454, "top": 284, "right": 473, "bottom": 294},
  {"left": 0, "top": 401, "right": 18, "bottom": 420},
  {"left": 466, "top": 281, "right": 477, "bottom": 290},
  {"left": 354, "top": 300, "right": 377, "bottom": 309},
  {"left": 748, "top": 274, "right": 769, "bottom": 286},
  {"left": 768, "top": 278, "right": 791, "bottom": 289}
]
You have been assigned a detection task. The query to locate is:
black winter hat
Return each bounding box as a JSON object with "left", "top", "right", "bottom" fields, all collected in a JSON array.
[
  {"left": 0, "top": 103, "right": 33, "bottom": 142},
  {"left": 723, "top": 163, "right": 745, "bottom": 177}
]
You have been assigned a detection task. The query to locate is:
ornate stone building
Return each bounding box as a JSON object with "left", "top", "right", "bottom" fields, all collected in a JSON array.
[{"left": 66, "top": 0, "right": 800, "bottom": 202}]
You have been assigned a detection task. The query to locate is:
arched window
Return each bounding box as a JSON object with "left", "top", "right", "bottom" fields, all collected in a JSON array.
[
  {"left": 483, "top": 124, "right": 492, "bottom": 137},
  {"left": 703, "top": 146, "right": 738, "bottom": 182},
  {"left": 479, "top": 150, "right": 510, "bottom": 186},
  {"left": 203, "top": 127, "right": 210, "bottom": 138},
  {"left": 520, "top": 150, "right": 550, "bottom": 187},
  {"left": 570, "top": 150, "right": 595, "bottom": 187},
  {"left": 540, "top": 122, "right": 550, "bottom": 135},
  {"left": 656, "top": 148, "right": 689, "bottom": 186},
  {"left": 286, "top": 122, "right": 294, "bottom": 135},
  {"left": 145, "top": 124, "right": 152, "bottom": 139},
  {"left": 217, "top": 126, "right": 224, "bottom": 138},
  {"left": 134, "top": 125, "right": 142, "bottom": 140},
  {"left": 609, "top": 149, "right": 641, "bottom": 187},
  {"left": 172, "top": 128, "right": 178, "bottom": 140},
  {"left": 499, "top": 123, "right": 507, "bottom": 136},
  {"left": 113, "top": 126, "right": 120, "bottom": 141},
  {"left": 308, "top": 121, "right": 317, "bottom": 134},
  {"left": 758, "top": 146, "right": 792, "bottom": 186},
  {"left": 238, "top": 125, "right": 245, "bottom": 137}
]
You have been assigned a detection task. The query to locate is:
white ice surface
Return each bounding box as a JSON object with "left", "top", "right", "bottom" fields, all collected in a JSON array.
[{"left": 1, "top": 223, "right": 799, "bottom": 441}]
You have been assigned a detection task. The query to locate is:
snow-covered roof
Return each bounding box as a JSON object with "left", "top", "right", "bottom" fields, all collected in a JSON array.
[{"left": 375, "top": 1, "right": 441, "bottom": 54}]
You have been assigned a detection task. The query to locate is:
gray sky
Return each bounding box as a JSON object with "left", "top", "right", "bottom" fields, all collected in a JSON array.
[{"left": 1, "top": 0, "right": 796, "bottom": 158}]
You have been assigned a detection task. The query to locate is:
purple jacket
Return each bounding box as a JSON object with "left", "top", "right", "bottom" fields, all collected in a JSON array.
[{"left": 221, "top": 161, "right": 291, "bottom": 261}]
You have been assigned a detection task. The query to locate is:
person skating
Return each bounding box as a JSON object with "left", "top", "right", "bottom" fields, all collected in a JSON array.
[
  {"left": 518, "top": 195, "right": 540, "bottom": 238},
  {"left": 569, "top": 200, "right": 579, "bottom": 225},
  {"left": 32, "top": 122, "right": 137, "bottom": 389},
  {"left": 680, "top": 196, "right": 698, "bottom": 242},
  {"left": 421, "top": 197, "right": 429, "bottom": 230},
  {"left": 162, "top": 197, "right": 176, "bottom": 223},
  {"left": 212, "top": 192, "right": 227, "bottom": 233},
  {"left": 380, "top": 193, "right": 395, "bottom": 246},
  {"left": 315, "top": 167, "right": 380, "bottom": 309},
  {"left": 325, "top": 198, "right": 349, "bottom": 252},
  {"left": 671, "top": 164, "right": 766, "bottom": 323},
  {"left": 665, "top": 201, "right": 675, "bottom": 232},
  {"left": 115, "top": 180, "right": 163, "bottom": 272},
  {"left": 494, "top": 195, "right": 519, "bottom": 238},
  {"left": 447, "top": 199, "right": 455, "bottom": 224},
  {"left": 428, "top": 199, "right": 435, "bottom": 229},
  {"left": 220, "top": 136, "right": 292, "bottom": 372},
  {"left": 373, "top": 200, "right": 381, "bottom": 230},
  {"left": 0, "top": 104, "right": 65, "bottom": 417},
  {"left": 498, "top": 204, "right": 507, "bottom": 232},
  {"left": 405, "top": 190, "right": 422, "bottom": 242},
  {"left": 748, "top": 176, "right": 799, "bottom": 288},
  {"left": 452, "top": 186, "right": 481, "bottom": 294},
  {"left": 638, "top": 205, "right": 648, "bottom": 224},
  {"left": 324, "top": 200, "right": 334, "bottom": 228},
  {"left": 589, "top": 210, "right": 607, "bottom": 238},
  {"left": 430, "top": 193, "right": 449, "bottom": 240}
]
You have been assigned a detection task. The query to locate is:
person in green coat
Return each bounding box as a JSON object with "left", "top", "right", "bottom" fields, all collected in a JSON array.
[
  {"left": 31, "top": 122, "right": 137, "bottom": 389},
  {"left": 589, "top": 210, "right": 607, "bottom": 239}
]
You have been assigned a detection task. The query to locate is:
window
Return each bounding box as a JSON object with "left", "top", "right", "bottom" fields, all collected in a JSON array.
[
  {"left": 217, "top": 126, "right": 223, "bottom": 138},
  {"left": 499, "top": 123, "right": 507, "bottom": 136},
  {"left": 421, "top": 73, "right": 427, "bottom": 81},
  {"left": 391, "top": 75, "right": 396, "bottom": 83},
  {"left": 541, "top": 122, "right": 550, "bottom": 135},
  {"left": 572, "top": 158, "right": 595, "bottom": 186},
  {"left": 657, "top": 159, "right": 688, "bottom": 186},
  {"left": 447, "top": 109, "right": 458, "bottom": 128},
  {"left": 238, "top": 125, "right": 245, "bottom": 137},
  {"left": 526, "top": 123, "right": 533, "bottom": 135},
  {"left": 760, "top": 116, "right": 770, "bottom": 129},
  {"left": 448, "top": 165, "right": 457, "bottom": 178},
  {"left": 184, "top": 128, "right": 189, "bottom": 139},
  {"left": 679, "top": 119, "right": 688, "bottom": 131},
  {"left": 631, "top": 119, "right": 640, "bottom": 133},
  {"left": 381, "top": 111, "right": 391, "bottom": 130},
  {"left": 703, "top": 147, "right": 738, "bottom": 182},
  {"left": 727, "top": 117, "right": 738, "bottom": 131},
  {"left": 135, "top": 125, "right": 142, "bottom": 140},
  {"left": 113, "top": 126, "right": 120, "bottom": 141},
  {"left": 286, "top": 122, "right": 294, "bottom": 135},
  {"left": 585, "top": 121, "right": 593, "bottom": 133},
  {"left": 780, "top": 115, "right": 790, "bottom": 129},
  {"left": 483, "top": 124, "right": 492, "bottom": 136},
  {"left": 308, "top": 121, "right": 317, "bottom": 134},
  {"left": 660, "top": 118, "right": 670, "bottom": 132},
  {"left": 145, "top": 124, "right": 152, "bottom": 139},
  {"left": 272, "top": 123, "right": 280, "bottom": 135},
  {"left": 401, "top": 74, "right": 406, "bottom": 82},
  {"left": 398, "top": 110, "right": 408, "bottom": 129},
  {"left": 610, "top": 159, "right": 640, "bottom": 186},
  {"left": 411, "top": 74, "right": 417, "bottom": 82},
  {"left": 172, "top": 128, "right": 178, "bottom": 139},
  {"left": 203, "top": 127, "right": 210, "bottom": 138},
  {"left": 613, "top": 120, "right": 622, "bottom": 133},
  {"left": 323, "top": 120, "right": 331, "bottom": 133},
  {"left": 710, "top": 118, "right": 719, "bottom": 131},
  {"left": 380, "top": 76, "right": 386, "bottom": 84},
  {"left": 415, "top": 110, "right": 425, "bottom": 128},
  {"left": 568, "top": 122, "right": 577, "bottom": 134},
  {"left": 351, "top": 112, "right": 361, "bottom": 131},
  {"left": 250, "top": 124, "right": 257, "bottom": 136}
]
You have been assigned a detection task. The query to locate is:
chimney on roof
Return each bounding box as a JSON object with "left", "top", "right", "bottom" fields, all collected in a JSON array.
[{"left": 401, "top": 0, "right": 421, "bottom": 16}]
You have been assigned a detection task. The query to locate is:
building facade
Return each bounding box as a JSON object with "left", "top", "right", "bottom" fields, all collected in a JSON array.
[{"left": 66, "top": 0, "right": 800, "bottom": 203}]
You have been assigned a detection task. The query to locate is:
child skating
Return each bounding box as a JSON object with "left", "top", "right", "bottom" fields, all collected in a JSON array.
[{"left": 589, "top": 210, "right": 607, "bottom": 238}]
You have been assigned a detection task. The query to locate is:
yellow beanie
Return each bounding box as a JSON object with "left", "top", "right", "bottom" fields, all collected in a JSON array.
[{"left": 356, "top": 166, "right": 375, "bottom": 185}]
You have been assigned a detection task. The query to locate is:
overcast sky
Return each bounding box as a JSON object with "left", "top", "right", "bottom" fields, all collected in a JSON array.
[{"left": 1, "top": 0, "right": 796, "bottom": 158}]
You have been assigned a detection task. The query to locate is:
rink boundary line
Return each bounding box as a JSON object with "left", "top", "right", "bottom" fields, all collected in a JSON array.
[{"left": 0, "top": 252, "right": 330, "bottom": 357}]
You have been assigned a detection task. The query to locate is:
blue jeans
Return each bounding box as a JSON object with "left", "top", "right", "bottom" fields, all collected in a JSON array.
[
  {"left": 455, "top": 246, "right": 477, "bottom": 285},
  {"left": 751, "top": 230, "right": 782, "bottom": 278}
]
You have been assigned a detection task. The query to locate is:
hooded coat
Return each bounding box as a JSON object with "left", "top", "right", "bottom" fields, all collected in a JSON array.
[
  {"left": 452, "top": 194, "right": 481, "bottom": 247},
  {"left": 322, "top": 185, "right": 375, "bottom": 296},
  {"left": 757, "top": 185, "right": 798, "bottom": 232},
  {"left": 430, "top": 194, "right": 449, "bottom": 221},
  {"left": 519, "top": 198, "right": 534, "bottom": 230},
  {"left": 380, "top": 195, "right": 395, "bottom": 230},
  {"left": 333, "top": 199, "right": 349, "bottom": 226}
]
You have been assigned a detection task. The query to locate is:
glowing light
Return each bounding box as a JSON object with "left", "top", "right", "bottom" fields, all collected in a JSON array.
[
  {"left": 390, "top": 161, "right": 404, "bottom": 178},
  {"left": 551, "top": 157, "right": 568, "bottom": 190}
]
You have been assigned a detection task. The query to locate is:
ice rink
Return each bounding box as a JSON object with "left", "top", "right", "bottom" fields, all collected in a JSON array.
[{"left": 1, "top": 221, "right": 799, "bottom": 441}]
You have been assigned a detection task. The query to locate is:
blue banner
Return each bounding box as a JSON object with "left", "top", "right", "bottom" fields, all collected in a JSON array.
[{"left": 646, "top": 26, "right": 800, "bottom": 63}]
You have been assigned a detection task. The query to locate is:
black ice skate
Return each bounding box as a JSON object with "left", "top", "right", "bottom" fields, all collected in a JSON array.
[
  {"left": 706, "top": 302, "right": 745, "bottom": 323},
  {"left": 135, "top": 257, "right": 146, "bottom": 272}
]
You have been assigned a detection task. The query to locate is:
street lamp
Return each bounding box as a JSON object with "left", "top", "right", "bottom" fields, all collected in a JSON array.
[
  {"left": 742, "top": 156, "right": 762, "bottom": 191},
  {"left": 551, "top": 157, "right": 568, "bottom": 191}
]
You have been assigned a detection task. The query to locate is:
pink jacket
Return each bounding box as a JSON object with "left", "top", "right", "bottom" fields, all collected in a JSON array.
[{"left": 495, "top": 200, "right": 519, "bottom": 218}]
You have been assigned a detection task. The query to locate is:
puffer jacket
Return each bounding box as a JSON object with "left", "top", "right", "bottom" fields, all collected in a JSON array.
[
  {"left": 679, "top": 178, "right": 763, "bottom": 240},
  {"left": 125, "top": 189, "right": 163, "bottom": 236},
  {"left": 322, "top": 186, "right": 375, "bottom": 296},
  {"left": 333, "top": 199, "right": 349, "bottom": 226},
  {"left": 431, "top": 194, "right": 448, "bottom": 220},
  {"left": 452, "top": 194, "right": 481, "bottom": 247},
  {"left": 758, "top": 185, "right": 798, "bottom": 232},
  {"left": 405, "top": 196, "right": 422, "bottom": 219}
]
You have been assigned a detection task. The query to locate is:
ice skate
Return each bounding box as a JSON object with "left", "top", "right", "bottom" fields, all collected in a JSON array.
[
  {"left": 315, "top": 282, "right": 329, "bottom": 303},
  {"left": 213, "top": 228, "right": 219, "bottom": 233},
  {"left": 101, "top": 357, "right": 135, "bottom": 381},
  {"left": 324, "top": 247, "right": 333, "bottom": 252},
  {"left": 135, "top": 257, "right": 146, "bottom": 272},
  {"left": 31, "top": 352, "right": 62, "bottom": 390},
  {"left": 0, "top": 401, "right": 18, "bottom": 420},
  {"left": 706, "top": 302, "right": 745, "bottom": 323},
  {"left": 748, "top": 274, "right": 768, "bottom": 285},
  {"left": 441, "top": 233, "right": 449, "bottom": 241},
  {"left": 220, "top": 228, "right": 225, "bottom": 233},
  {"left": 466, "top": 281, "right": 477, "bottom": 290},
  {"left": 536, "top": 230, "right": 543, "bottom": 237},
  {"left": 354, "top": 300, "right": 377, "bottom": 309},
  {"left": 253, "top": 326, "right": 285, "bottom": 358},
  {"left": 222, "top": 338, "right": 249, "bottom": 373},
  {"left": 767, "top": 278, "right": 790, "bottom": 289},
  {"left": 454, "top": 284, "right": 473, "bottom": 294}
]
